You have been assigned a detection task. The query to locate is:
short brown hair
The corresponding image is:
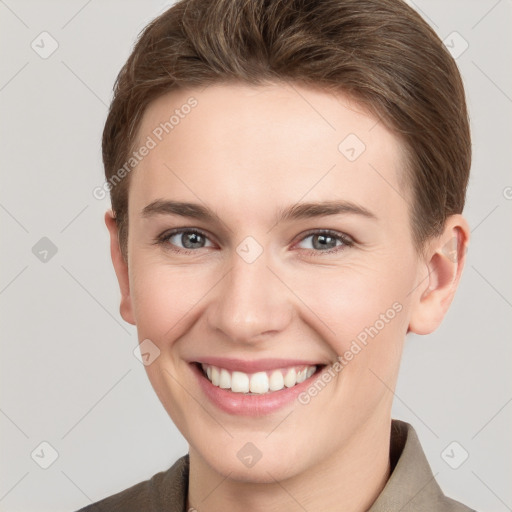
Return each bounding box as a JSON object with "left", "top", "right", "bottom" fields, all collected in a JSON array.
[{"left": 102, "top": 0, "right": 471, "bottom": 259}]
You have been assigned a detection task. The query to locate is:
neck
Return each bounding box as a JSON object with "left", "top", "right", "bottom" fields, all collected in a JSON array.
[{"left": 187, "top": 415, "right": 392, "bottom": 512}]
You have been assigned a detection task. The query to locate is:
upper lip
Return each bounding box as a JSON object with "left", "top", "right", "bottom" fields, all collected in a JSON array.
[{"left": 190, "top": 357, "right": 326, "bottom": 373}]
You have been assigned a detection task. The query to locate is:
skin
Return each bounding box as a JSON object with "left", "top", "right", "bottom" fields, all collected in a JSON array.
[{"left": 106, "top": 82, "right": 470, "bottom": 512}]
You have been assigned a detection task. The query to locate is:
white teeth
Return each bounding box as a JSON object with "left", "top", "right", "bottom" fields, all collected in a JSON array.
[
  {"left": 284, "top": 368, "right": 297, "bottom": 387},
  {"left": 269, "top": 370, "right": 284, "bottom": 391},
  {"left": 249, "top": 372, "right": 269, "bottom": 394},
  {"left": 231, "top": 371, "right": 249, "bottom": 393},
  {"left": 296, "top": 368, "right": 307, "bottom": 383},
  {"left": 200, "top": 363, "right": 318, "bottom": 394},
  {"left": 219, "top": 368, "right": 231, "bottom": 389},
  {"left": 211, "top": 366, "right": 220, "bottom": 386}
]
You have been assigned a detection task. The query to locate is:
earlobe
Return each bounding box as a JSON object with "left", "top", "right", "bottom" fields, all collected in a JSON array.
[
  {"left": 104, "top": 210, "right": 136, "bottom": 325},
  {"left": 408, "top": 214, "right": 470, "bottom": 335}
]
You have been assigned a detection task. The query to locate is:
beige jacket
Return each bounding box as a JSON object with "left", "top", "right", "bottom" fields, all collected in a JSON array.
[{"left": 76, "top": 420, "right": 476, "bottom": 511}]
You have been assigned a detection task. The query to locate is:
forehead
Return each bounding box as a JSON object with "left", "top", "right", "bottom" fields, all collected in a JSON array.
[{"left": 129, "top": 82, "right": 410, "bottom": 223}]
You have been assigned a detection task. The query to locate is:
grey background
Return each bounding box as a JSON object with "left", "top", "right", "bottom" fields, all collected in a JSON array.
[{"left": 0, "top": 0, "right": 511, "bottom": 510}]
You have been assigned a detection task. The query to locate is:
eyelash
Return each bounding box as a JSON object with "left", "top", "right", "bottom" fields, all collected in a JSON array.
[{"left": 154, "top": 228, "right": 355, "bottom": 256}]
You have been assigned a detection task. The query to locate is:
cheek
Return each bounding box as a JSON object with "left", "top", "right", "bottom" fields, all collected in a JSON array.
[
  {"left": 300, "top": 260, "right": 412, "bottom": 365},
  {"left": 129, "top": 261, "right": 209, "bottom": 340},
  {"left": 298, "top": 266, "right": 410, "bottom": 422}
]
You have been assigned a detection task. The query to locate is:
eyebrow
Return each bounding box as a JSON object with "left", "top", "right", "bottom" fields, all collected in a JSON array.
[{"left": 141, "top": 199, "right": 377, "bottom": 223}]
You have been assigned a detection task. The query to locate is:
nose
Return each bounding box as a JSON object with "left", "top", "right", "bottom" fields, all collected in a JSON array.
[{"left": 207, "top": 247, "right": 294, "bottom": 345}]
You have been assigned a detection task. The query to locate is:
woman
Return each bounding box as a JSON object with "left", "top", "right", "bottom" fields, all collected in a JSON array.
[{"left": 78, "top": 0, "right": 474, "bottom": 510}]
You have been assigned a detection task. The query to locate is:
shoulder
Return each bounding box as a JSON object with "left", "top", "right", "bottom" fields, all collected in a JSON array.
[
  {"left": 440, "top": 495, "right": 478, "bottom": 512},
  {"left": 73, "top": 454, "right": 189, "bottom": 512},
  {"left": 370, "top": 420, "right": 478, "bottom": 512}
]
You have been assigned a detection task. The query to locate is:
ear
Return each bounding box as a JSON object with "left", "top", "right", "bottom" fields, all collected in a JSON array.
[
  {"left": 105, "top": 210, "right": 136, "bottom": 325},
  {"left": 408, "top": 214, "right": 470, "bottom": 335}
]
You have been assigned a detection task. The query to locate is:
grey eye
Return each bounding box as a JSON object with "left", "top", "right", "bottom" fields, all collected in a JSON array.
[
  {"left": 168, "top": 230, "right": 214, "bottom": 250},
  {"left": 298, "top": 233, "right": 342, "bottom": 251}
]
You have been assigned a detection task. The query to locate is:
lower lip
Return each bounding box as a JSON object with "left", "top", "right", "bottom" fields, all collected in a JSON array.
[{"left": 190, "top": 362, "right": 324, "bottom": 416}]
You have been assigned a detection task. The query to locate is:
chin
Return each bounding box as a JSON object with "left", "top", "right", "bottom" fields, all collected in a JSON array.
[{"left": 197, "top": 441, "right": 314, "bottom": 484}]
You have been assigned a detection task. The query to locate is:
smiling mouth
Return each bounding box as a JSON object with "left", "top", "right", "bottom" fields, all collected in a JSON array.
[{"left": 194, "top": 362, "right": 325, "bottom": 395}]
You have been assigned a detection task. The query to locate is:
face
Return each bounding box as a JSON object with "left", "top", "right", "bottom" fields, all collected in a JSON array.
[{"left": 108, "top": 82, "right": 450, "bottom": 482}]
